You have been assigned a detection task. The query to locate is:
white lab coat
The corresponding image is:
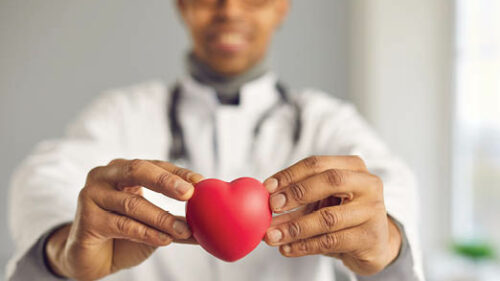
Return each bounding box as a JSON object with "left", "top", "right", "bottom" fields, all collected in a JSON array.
[{"left": 7, "top": 73, "right": 423, "bottom": 280}]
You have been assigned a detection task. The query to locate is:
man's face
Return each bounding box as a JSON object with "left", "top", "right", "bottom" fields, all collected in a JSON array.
[{"left": 177, "top": 0, "right": 289, "bottom": 76}]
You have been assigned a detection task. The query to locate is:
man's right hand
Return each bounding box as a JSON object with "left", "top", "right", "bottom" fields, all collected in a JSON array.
[{"left": 45, "top": 159, "right": 203, "bottom": 281}]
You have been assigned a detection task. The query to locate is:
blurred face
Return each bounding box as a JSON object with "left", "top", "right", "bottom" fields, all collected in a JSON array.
[{"left": 177, "top": 0, "right": 289, "bottom": 76}]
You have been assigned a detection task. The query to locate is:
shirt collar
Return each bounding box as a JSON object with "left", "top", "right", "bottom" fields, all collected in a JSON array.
[
  {"left": 186, "top": 52, "right": 270, "bottom": 105},
  {"left": 179, "top": 71, "right": 280, "bottom": 113}
]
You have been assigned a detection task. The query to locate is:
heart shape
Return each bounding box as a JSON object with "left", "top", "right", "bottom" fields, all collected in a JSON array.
[{"left": 186, "top": 177, "right": 272, "bottom": 262}]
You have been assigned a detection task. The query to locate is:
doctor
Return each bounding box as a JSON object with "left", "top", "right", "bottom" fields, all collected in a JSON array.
[{"left": 7, "top": 0, "right": 423, "bottom": 280}]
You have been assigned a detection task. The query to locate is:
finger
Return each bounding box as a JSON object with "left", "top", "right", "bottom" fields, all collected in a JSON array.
[
  {"left": 103, "top": 211, "right": 174, "bottom": 247},
  {"left": 174, "top": 236, "right": 198, "bottom": 245},
  {"left": 121, "top": 185, "right": 143, "bottom": 196},
  {"left": 149, "top": 160, "right": 204, "bottom": 184},
  {"left": 279, "top": 227, "right": 364, "bottom": 257},
  {"left": 269, "top": 169, "right": 381, "bottom": 212},
  {"left": 172, "top": 215, "right": 198, "bottom": 244},
  {"left": 264, "top": 156, "right": 367, "bottom": 193},
  {"left": 263, "top": 204, "right": 319, "bottom": 242},
  {"left": 172, "top": 217, "right": 198, "bottom": 244},
  {"left": 269, "top": 203, "right": 319, "bottom": 227},
  {"left": 265, "top": 203, "right": 371, "bottom": 246},
  {"left": 89, "top": 159, "right": 195, "bottom": 200},
  {"left": 92, "top": 187, "right": 192, "bottom": 240}
]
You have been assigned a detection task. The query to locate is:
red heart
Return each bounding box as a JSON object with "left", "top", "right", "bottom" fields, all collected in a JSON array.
[{"left": 186, "top": 177, "right": 272, "bottom": 262}]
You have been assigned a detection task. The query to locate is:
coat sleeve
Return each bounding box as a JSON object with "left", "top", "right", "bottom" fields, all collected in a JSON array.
[
  {"left": 6, "top": 90, "right": 132, "bottom": 280},
  {"left": 299, "top": 90, "right": 424, "bottom": 281}
]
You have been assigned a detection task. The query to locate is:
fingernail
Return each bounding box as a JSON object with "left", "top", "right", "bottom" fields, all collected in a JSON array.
[
  {"left": 173, "top": 220, "right": 190, "bottom": 235},
  {"left": 158, "top": 232, "right": 171, "bottom": 242},
  {"left": 191, "top": 174, "right": 204, "bottom": 184},
  {"left": 264, "top": 178, "right": 278, "bottom": 193},
  {"left": 282, "top": 245, "right": 291, "bottom": 254},
  {"left": 175, "top": 181, "right": 193, "bottom": 196},
  {"left": 267, "top": 229, "right": 283, "bottom": 243},
  {"left": 270, "top": 193, "right": 286, "bottom": 210}
]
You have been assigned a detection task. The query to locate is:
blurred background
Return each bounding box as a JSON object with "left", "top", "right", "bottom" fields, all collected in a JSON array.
[{"left": 0, "top": 0, "right": 498, "bottom": 280}]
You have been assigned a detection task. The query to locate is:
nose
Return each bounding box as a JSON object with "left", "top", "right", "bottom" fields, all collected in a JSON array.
[{"left": 217, "top": 0, "right": 245, "bottom": 20}]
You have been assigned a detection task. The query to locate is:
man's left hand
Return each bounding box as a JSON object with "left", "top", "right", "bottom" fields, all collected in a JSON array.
[{"left": 263, "top": 156, "right": 402, "bottom": 276}]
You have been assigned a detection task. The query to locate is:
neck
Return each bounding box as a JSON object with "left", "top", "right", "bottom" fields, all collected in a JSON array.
[{"left": 187, "top": 52, "right": 268, "bottom": 105}]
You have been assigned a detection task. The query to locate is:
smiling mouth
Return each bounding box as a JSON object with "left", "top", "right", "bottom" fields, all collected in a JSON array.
[{"left": 209, "top": 32, "right": 249, "bottom": 54}]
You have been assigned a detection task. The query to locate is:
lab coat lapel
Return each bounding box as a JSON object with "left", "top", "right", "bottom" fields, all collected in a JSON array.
[
  {"left": 177, "top": 76, "right": 218, "bottom": 177},
  {"left": 213, "top": 73, "right": 280, "bottom": 180},
  {"left": 178, "top": 73, "right": 281, "bottom": 180}
]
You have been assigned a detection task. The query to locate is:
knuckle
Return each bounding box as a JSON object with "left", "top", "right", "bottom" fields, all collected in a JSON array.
[
  {"left": 186, "top": 171, "right": 202, "bottom": 182},
  {"left": 156, "top": 172, "right": 172, "bottom": 188},
  {"left": 289, "top": 183, "right": 306, "bottom": 202},
  {"left": 108, "top": 158, "right": 125, "bottom": 166},
  {"left": 297, "top": 239, "right": 310, "bottom": 253},
  {"left": 122, "top": 195, "right": 142, "bottom": 214},
  {"left": 175, "top": 168, "right": 201, "bottom": 183},
  {"left": 126, "top": 159, "right": 144, "bottom": 177},
  {"left": 115, "top": 216, "right": 130, "bottom": 234},
  {"left": 149, "top": 160, "right": 161, "bottom": 165},
  {"left": 319, "top": 208, "right": 339, "bottom": 229},
  {"left": 325, "top": 169, "right": 343, "bottom": 187},
  {"left": 288, "top": 221, "right": 302, "bottom": 239},
  {"left": 138, "top": 225, "right": 151, "bottom": 240},
  {"left": 78, "top": 186, "right": 92, "bottom": 203},
  {"left": 87, "top": 166, "right": 104, "bottom": 180},
  {"left": 319, "top": 233, "right": 338, "bottom": 251},
  {"left": 303, "top": 156, "right": 321, "bottom": 169},
  {"left": 128, "top": 223, "right": 150, "bottom": 241},
  {"left": 172, "top": 168, "right": 184, "bottom": 177},
  {"left": 173, "top": 168, "right": 189, "bottom": 179},
  {"left": 275, "top": 169, "right": 294, "bottom": 187},
  {"left": 155, "top": 211, "right": 173, "bottom": 229}
]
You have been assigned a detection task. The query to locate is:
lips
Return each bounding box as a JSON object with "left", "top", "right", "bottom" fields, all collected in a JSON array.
[
  {"left": 218, "top": 32, "right": 246, "bottom": 45},
  {"left": 205, "top": 22, "right": 252, "bottom": 55},
  {"left": 210, "top": 31, "right": 249, "bottom": 53}
]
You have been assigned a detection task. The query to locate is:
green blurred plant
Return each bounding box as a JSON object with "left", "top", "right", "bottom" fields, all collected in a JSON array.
[{"left": 452, "top": 240, "right": 496, "bottom": 261}]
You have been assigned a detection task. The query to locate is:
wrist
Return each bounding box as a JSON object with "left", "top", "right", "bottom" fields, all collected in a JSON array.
[{"left": 45, "top": 223, "right": 72, "bottom": 278}]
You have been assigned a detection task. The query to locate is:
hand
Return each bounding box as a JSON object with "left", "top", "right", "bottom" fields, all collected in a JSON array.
[
  {"left": 45, "top": 159, "right": 203, "bottom": 281},
  {"left": 263, "top": 156, "right": 402, "bottom": 276}
]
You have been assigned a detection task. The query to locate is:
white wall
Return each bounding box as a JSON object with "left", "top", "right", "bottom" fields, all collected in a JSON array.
[{"left": 348, "top": 0, "right": 454, "bottom": 266}]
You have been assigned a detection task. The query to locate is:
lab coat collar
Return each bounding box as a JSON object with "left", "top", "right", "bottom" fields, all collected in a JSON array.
[{"left": 179, "top": 72, "right": 281, "bottom": 113}]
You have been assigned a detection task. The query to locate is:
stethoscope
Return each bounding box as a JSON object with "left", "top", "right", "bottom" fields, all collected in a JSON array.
[{"left": 168, "top": 81, "right": 302, "bottom": 164}]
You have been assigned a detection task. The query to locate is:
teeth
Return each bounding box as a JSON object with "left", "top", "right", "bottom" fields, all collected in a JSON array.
[{"left": 218, "top": 33, "right": 245, "bottom": 45}]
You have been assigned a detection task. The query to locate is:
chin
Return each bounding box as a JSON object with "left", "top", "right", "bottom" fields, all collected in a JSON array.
[{"left": 208, "top": 57, "right": 254, "bottom": 76}]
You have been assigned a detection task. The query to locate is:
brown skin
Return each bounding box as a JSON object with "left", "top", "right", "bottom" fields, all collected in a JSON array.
[
  {"left": 177, "top": 0, "right": 289, "bottom": 75},
  {"left": 46, "top": 159, "right": 202, "bottom": 280},
  {"left": 263, "top": 156, "right": 402, "bottom": 276},
  {"left": 46, "top": 1, "right": 402, "bottom": 279}
]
